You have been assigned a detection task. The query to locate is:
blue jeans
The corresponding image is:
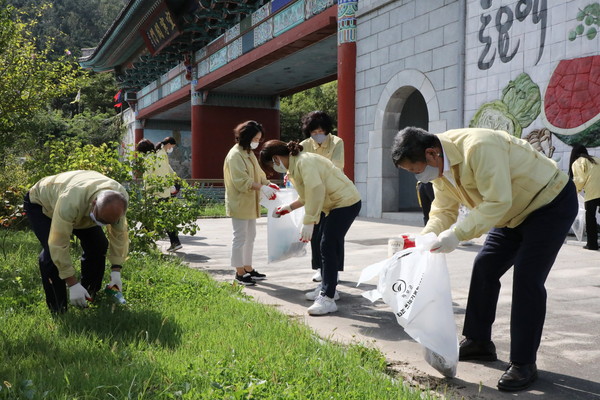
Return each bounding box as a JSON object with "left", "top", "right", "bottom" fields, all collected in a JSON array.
[
  {"left": 320, "top": 201, "right": 361, "bottom": 298},
  {"left": 24, "top": 193, "right": 108, "bottom": 313},
  {"left": 462, "top": 180, "right": 578, "bottom": 364}
]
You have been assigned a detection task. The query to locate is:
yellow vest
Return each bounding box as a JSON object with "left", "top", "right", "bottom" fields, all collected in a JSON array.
[
  {"left": 223, "top": 144, "right": 270, "bottom": 219},
  {"left": 288, "top": 152, "right": 361, "bottom": 224},
  {"left": 28, "top": 170, "right": 129, "bottom": 279},
  {"left": 422, "top": 129, "right": 568, "bottom": 241}
]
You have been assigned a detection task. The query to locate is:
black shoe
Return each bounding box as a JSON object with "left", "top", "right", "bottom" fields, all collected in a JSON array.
[
  {"left": 497, "top": 362, "right": 538, "bottom": 391},
  {"left": 583, "top": 245, "right": 598, "bottom": 250},
  {"left": 234, "top": 273, "right": 256, "bottom": 286},
  {"left": 246, "top": 269, "right": 266, "bottom": 280},
  {"left": 459, "top": 338, "right": 498, "bottom": 361}
]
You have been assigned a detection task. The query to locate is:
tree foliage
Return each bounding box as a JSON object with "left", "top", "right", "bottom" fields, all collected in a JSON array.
[
  {"left": 279, "top": 81, "right": 338, "bottom": 142},
  {"left": 6, "top": 0, "right": 125, "bottom": 59},
  {"left": 0, "top": 1, "right": 82, "bottom": 156}
]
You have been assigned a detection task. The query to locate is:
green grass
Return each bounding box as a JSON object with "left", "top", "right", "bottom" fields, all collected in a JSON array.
[
  {"left": 0, "top": 230, "right": 429, "bottom": 400},
  {"left": 198, "top": 202, "right": 226, "bottom": 218}
]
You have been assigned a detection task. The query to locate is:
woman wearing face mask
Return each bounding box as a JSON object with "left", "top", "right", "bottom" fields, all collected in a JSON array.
[
  {"left": 299, "top": 111, "right": 345, "bottom": 284},
  {"left": 148, "top": 136, "right": 183, "bottom": 251},
  {"left": 223, "top": 121, "right": 279, "bottom": 286},
  {"left": 259, "top": 140, "right": 361, "bottom": 315}
]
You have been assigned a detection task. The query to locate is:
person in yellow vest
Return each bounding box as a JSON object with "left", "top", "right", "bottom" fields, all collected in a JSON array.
[
  {"left": 569, "top": 144, "right": 600, "bottom": 250},
  {"left": 135, "top": 138, "right": 182, "bottom": 251},
  {"left": 23, "top": 170, "right": 129, "bottom": 313},
  {"left": 392, "top": 127, "right": 577, "bottom": 391},
  {"left": 153, "top": 136, "right": 183, "bottom": 251},
  {"left": 224, "top": 121, "right": 279, "bottom": 286},
  {"left": 299, "top": 111, "right": 345, "bottom": 284},
  {"left": 259, "top": 140, "right": 361, "bottom": 316}
]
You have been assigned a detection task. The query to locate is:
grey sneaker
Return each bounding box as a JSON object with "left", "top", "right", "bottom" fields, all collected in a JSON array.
[
  {"left": 305, "top": 285, "right": 339, "bottom": 301},
  {"left": 167, "top": 243, "right": 183, "bottom": 252},
  {"left": 307, "top": 294, "right": 338, "bottom": 315}
]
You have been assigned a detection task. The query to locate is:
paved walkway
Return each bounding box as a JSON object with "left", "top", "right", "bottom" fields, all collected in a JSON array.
[{"left": 162, "top": 216, "right": 600, "bottom": 400}]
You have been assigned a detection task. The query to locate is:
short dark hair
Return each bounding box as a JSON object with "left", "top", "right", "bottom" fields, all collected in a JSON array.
[
  {"left": 301, "top": 111, "right": 334, "bottom": 138},
  {"left": 391, "top": 127, "right": 441, "bottom": 166},
  {"left": 156, "top": 136, "right": 177, "bottom": 150},
  {"left": 234, "top": 121, "right": 264, "bottom": 150},
  {"left": 136, "top": 139, "right": 155, "bottom": 154}
]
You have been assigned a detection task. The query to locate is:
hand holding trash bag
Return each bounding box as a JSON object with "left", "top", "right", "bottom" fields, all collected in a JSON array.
[
  {"left": 300, "top": 224, "right": 314, "bottom": 242},
  {"left": 272, "top": 203, "right": 292, "bottom": 218},
  {"left": 430, "top": 229, "right": 459, "bottom": 253},
  {"left": 69, "top": 283, "right": 91, "bottom": 308},
  {"left": 260, "top": 184, "right": 279, "bottom": 200}
]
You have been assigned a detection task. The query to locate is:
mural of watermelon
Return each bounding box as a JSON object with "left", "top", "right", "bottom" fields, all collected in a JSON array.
[{"left": 541, "top": 55, "right": 600, "bottom": 147}]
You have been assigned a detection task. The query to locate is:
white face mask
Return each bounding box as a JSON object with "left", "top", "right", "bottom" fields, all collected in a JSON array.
[
  {"left": 90, "top": 211, "right": 107, "bottom": 227},
  {"left": 312, "top": 134, "right": 327, "bottom": 144},
  {"left": 415, "top": 165, "right": 440, "bottom": 183},
  {"left": 272, "top": 158, "right": 287, "bottom": 173},
  {"left": 250, "top": 142, "right": 259, "bottom": 150},
  {"left": 166, "top": 147, "right": 174, "bottom": 154}
]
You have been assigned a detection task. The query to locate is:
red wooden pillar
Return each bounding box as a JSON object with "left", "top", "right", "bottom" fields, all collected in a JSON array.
[
  {"left": 191, "top": 88, "right": 204, "bottom": 179},
  {"left": 191, "top": 93, "right": 280, "bottom": 179},
  {"left": 337, "top": 0, "right": 357, "bottom": 181}
]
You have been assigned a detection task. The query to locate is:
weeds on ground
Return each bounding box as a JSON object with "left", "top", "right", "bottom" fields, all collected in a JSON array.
[{"left": 0, "top": 230, "right": 429, "bottom": 399}]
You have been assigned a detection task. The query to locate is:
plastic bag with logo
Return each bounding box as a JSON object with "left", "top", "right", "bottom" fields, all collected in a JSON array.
[
  {"left": 260, "top": 188, "right": 307, "bottom": 263},
  {"left": 357, "top": 233, "right": 459, "bottom": 377}
]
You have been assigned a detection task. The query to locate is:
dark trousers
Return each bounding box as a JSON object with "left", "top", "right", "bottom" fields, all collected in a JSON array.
[
  {"left": 320, "top": 201, "right": 361, "bottom": 298},
  {"left": 584, "top": 198, "right": 600, "bottom": 248},
  {"left": 462, "top": 180, "right": 577, "bottom": 364},
  {"left": 158, "top": 198, "right": 180, "bottom": 246},
  {"left": 24, "top": 193, "right": 108, "bottom": 313}
]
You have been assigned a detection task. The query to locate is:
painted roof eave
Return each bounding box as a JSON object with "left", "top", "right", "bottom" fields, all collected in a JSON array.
[{"left": 79, "top": 0, "right": 163, "bottom": 72}]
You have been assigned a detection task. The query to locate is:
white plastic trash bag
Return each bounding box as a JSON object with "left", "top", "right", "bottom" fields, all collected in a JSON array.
[
  {"left": 358, "top": 233, "right": 459, "bottom": 377},
  {"left": 571, "top": 194, "right": 585, "bottom": 242},
  {"left": 260, "top": 188, "right": 307, "bottom": 263}
]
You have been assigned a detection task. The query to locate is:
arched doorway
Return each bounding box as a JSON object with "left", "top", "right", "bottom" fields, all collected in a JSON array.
[
  {"left": 396, "top": 90, "right": 429, "bottom": 211},
  {"left": 366, "top": 69, "right": 443, "bottom": 218}
]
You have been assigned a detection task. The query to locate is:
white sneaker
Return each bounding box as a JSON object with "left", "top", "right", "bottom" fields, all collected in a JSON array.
[
  {"left": 305, "top": 285, "right": 339, "bottom": 301},
  {"left": 311, "top": 270, "right": 322, "bottom": 282},
  {"left": 307, "top": 294, "right": 338, "bottom": 315}
]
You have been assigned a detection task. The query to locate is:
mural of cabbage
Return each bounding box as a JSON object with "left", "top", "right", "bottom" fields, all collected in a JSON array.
[
  {"left": 502, "top": 73, "right": 542, "bottom": 128},
  {"left": 540, "top": 55, "right": 600, "bottom": 148},
  {"left": 469, "top": 100, "right": 522, "bottom": 138},
  {"left": 470, "top": 73, "right": 541, "bottom": 138}
]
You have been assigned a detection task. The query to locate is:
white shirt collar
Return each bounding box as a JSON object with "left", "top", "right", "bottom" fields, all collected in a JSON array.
[{"left": 440, "top": 143, "right": 457, "bottom": 187}]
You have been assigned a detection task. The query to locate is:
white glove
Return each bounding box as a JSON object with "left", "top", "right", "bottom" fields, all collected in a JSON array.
[
  {"left": 69, "top": 283, "right": 91, "bottom": 308},
  {"left": 430, "top": 229, "right": 460, "bottom": 253},
  {"left": 260, "top": 185, "right": 278, "bottom": 200},
  {"left": 300, "top": 224, "right": 314, "bottom": 243},
  {"left": 272, "top": 204, "right": 292, "bottom": 218},
  {"left": 109, "top": 270, "right": 123, "bottom": 291}
]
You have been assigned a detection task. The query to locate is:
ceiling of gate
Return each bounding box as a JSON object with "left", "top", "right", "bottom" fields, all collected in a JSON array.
[{"left": 150, "top": 34, "right": 337, "bottom": 121}]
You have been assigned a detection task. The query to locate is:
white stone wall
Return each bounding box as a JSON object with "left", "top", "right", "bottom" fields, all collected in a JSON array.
[
  {"left": 355, "top": 0, "right": 463, "bottom": 217},
  {"left": 465, "top": 0, "right": 600, "bottom": 169},
  {"left": 356, "top": 0, "right": 600, "bottom": 218}
]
